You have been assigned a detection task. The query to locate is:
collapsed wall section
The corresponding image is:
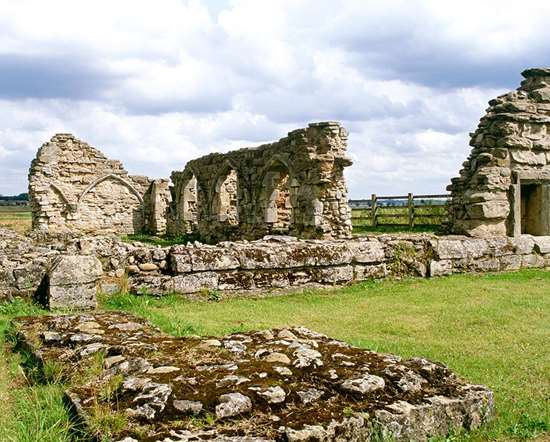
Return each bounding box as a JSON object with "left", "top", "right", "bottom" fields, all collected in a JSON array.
[
  {"left": 169, "top": 122, "right": 353, "bottom": 242},
  {"left": 28, "top": 134, "right": 170, "bottom": 235},
  {"left": 448, "top": 67, "right": 550, "bottom": 237}
]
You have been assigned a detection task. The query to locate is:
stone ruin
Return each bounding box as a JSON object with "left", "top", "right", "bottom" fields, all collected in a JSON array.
[
  {"left": 13, "top": 312, "right": 494, "bottom": 441},
  {"left": 448, "top": 67, "right": 550, "bottom": 237},
  {"left": 28, "top": 122, "right": 353, "bottom": 242},
  {"left": 29, "top": 133, "right": 171, "bottom": 236},
  {"left": 169, "top": 122, "right": 353, "bottom": 242}
]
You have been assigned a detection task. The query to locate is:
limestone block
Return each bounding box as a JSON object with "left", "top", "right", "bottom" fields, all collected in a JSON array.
[
  {"left": 510, "top": 236, "right": 535, "bottom": 254},
  {"left": 532, "top": 236, "right": 550, "bottom": 254},
  {"left": 172, "top": 272, "right": 218, "bottom": 293},
  {"left": 510, "top": 150, "right": 546, "bottom": 165},
  {"left": 47, "top": 255, "right": 103, "bottom": 309},
  {"left": 189, "top": 248, "right": 240, "bottom": 272},
  {"left": 238, "top": 245, "right": 287, "bottom": 270},
  {"left": 471, "top": 258, "right": 500, "bottom": 272},
  {"left": 429, "top": 260, "right": 452, "bottom": 277},
  {"left": 432, "top": 239, "right": 476, "bottom": 260},
  {"left": 252, "top": 270, "right": 290, "bottom": 289},
  {"left": 521, "top": 254, "right": 545, "bottom": 268},
  {"left": 217, "top": 271, "right": 255, "bottom": 291},
  {"left": 499, "top": 255, "right": 522, "bottom": 271},
  {"left": 169, "top": 251, "right": 192, "bottom": 274},
  {"left": 353, "top": 264, "right": 387, "bottom": 280},
  {"left": 349, "top": 240, "right": 385, "bottom": 263},
  {"left": 315, "top": 265, "right": 354, "bottom": 284},
  {"left": 466, "top": 201, "right": 509, "bottom": 220}
]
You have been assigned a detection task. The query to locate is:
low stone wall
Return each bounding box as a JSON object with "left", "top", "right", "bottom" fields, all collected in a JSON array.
[
  {"left": 93, "top": 233, "right": 550, "bottom": 296},
  {"left": 2, "top": 227, "right": 550, "bottom": 301}
]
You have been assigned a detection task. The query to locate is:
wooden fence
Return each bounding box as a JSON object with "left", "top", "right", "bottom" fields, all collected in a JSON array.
[{"left": 349, "top": 193, "right": 450, "bottom": 228}]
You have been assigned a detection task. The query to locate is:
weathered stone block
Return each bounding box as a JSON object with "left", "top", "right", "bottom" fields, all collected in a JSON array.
[
  {"left": 429, "top": 260, "right": 452, "bottom": 277},
  {"left": 353, "top": 263, "right": 387, "bottom": 280},
  {"left": 47, "top": 255, "right": 103, "bottom": 309},
  {"left": 349, "top": 240, "right": 385, "bottom": 263},
  {"left": 521, "top": 254, "right": 545, "bottom": 268},
  {"left": 172, "top": 272, "right": 218, "bottom": 293},
  {"left": 189, "top": 248, "right": 240, "bottom": 272},
  {"left": 532, "top": 236, "right": 550, "bottom": 254},
  {"left": 499, "top": 255, "right": 522, "bottom": 271},
  {"left": 169, "top": 249, "right": 192, "bottom": 274},
  {"left": 510, "top": 236, "right": 535, "bottom": 254}
]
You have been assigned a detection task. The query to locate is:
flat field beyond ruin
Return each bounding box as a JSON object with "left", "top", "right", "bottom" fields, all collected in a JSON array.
[
  {"left": 0, "top": 207, "right": 31, "bottom": 234},
  {"left": 0, "top": 270, "right": 548, "bottom": 441}
]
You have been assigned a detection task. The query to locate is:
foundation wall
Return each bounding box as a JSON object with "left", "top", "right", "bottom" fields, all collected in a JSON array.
[
  {"left": 89, "top": 234, "right": 550, "bottom": 296},
  {"left": 2, "top": 228, "right": 550, "bottom": 301}
]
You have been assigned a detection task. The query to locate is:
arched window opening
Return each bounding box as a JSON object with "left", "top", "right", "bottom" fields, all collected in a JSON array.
[
  {"left": 262, "top": 164, "right": 297, "bottom": 233},
  {"left": 213, "top": 169, "right": 239, "bottom": 225},
  {"left": 180, "top": 175, "right": 199, "bottom": 231}
]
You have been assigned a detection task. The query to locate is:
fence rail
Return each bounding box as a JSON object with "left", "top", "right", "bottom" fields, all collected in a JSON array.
[{"left": 349, "top": 193, "right": 450, "bottom": 228}]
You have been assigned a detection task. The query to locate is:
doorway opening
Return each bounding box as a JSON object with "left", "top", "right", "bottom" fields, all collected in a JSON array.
[{"left": 521, "top": 183, "right": 550, "bottom": 235}]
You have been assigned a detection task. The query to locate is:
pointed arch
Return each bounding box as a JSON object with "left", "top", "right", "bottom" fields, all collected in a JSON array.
[
  {"left": 49, "top": 183, "right": 72, "bottom": 208},
  {"left": 78, "top": 174, "right": 143, "bottom": 204}
]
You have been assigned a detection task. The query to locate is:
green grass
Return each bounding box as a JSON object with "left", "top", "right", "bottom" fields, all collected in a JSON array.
[
  {"left": 1, "top": 271, "right": 549, "bottom": 440},
  {"left": 101, "top": 270, "right": 550, "bottom": 441},
  {"left": 121, "top": 232, "right": 199, "bottom": 247},
  {"left": 353, "top": 224, "right": 442, "bottom": 234},
  {"left": 351, "top": 206, "right": 447, "bottom": 234},
  {"left": 0, "top": 299, "right": 80, "bottom": 441}
]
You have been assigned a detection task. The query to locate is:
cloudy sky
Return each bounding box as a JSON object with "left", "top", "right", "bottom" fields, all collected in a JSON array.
[{"left": 1, "top": 0, "right": 549, "bottom": 197}]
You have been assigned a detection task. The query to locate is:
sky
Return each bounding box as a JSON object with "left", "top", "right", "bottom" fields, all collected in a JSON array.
[{"left": 1, "top": 0, "right": 549, "bottom": 198}]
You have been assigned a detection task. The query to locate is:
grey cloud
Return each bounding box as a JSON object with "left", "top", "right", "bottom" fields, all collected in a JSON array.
[{"left": 0, "top": 55, "right": 121, "bottom": 100}]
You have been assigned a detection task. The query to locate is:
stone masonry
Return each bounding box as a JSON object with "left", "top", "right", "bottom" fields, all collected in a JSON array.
[
  {"left": 28, "top": 134, "right": 171, "bottom": 235},
  {"left": 3, "top": 228, "right": 550, "bottom": 302},
  {"left": 448, "top": 67, "right": 550, "bottom": 237},
  {"left": 169, "top": 122, "right": 353, "bottom": 242},
  {"left": 13, "top": 312, "right": 494, "bottom": 441}
]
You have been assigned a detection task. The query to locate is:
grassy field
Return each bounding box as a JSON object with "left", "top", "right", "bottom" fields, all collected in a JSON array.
[
  {"left": 0, "top": 208, "right": 31, "bottom": 234},
  {"left": 0, "top": 271, "right": 549, "bottom": 440},
  {"left": 351, "top": 206, "right": 448, "bottom": 230},
  {"left": 98, "top": 271, "right": 549, "bottom": 441}
]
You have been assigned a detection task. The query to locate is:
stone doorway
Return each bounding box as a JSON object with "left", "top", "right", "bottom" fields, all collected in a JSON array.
[{"left": 520, "top": 183, "right": 550, "bottom": 235}]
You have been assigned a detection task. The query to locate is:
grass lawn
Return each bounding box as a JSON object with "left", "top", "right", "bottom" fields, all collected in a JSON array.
[{"left": 0, "top": 270, "right": 548, "bottom": 440}]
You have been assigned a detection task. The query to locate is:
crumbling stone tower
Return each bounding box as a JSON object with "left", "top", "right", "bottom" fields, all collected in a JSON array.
[
  {"left": 169, "top": 122, "right": 353, "bottom": 242},
  {"left": 448, "top": 67, "right": 550, "bottom": 237}
]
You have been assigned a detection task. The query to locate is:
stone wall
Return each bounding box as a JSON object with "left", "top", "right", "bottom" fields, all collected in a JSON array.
[
  {"left": 448, "top": 67, "right": 550, "bottom": 237},
  {"left": 169, "top": 122, "right": 353, "bottom": 242},
  {"left": 28, "top": 134, "right": 171, "bottom": 235},
  {"left": 2, "top": 228, "right": 549, "bottom": 301}
]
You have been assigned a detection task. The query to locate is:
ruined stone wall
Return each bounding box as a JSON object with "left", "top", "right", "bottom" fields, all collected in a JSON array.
[
  {"left": 118, "top": 234, "right": 550, "bottom": 295},
  {"left": 169, "top": 122, "right": 353, "bottom": 242},
  {"left": 448, "top": 67, "right": 550, "bottom": 237},
  {"left": 3, "top": 228, "right": 550, "bottom": 301},
  {"left": 29, "top": 134, "right": 170, "bottom": 235}
]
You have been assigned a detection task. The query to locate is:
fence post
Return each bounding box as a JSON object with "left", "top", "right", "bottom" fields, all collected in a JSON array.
[
  {"left": 371, "top": 194, "right": 377, "bottom": 227},
  {"left": 408, "top": 193, "right": 414, "bottom": 228}
]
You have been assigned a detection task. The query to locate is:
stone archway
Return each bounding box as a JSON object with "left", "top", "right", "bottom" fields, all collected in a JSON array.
[{"left": 260, "top": 162, "right": 298, "bottom": 234}]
